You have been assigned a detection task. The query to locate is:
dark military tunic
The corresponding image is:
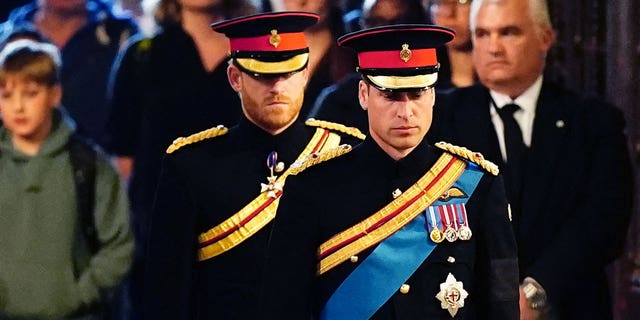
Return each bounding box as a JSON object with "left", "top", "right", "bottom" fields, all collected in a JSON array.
[
  {"left": 143, "top": 117, "right": 362, "bottom": 320},
  {"left": 262, "top": 138, "right": 519, "bottom": 319}
]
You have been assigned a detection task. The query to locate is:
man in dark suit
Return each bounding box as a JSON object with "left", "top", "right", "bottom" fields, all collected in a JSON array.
[
  {"left": 142, "top": 12, "right": 364, "bottom": 319},
  {"left": 436, "top": 0, "right": 634, "bottom": 319},
  {"left": 261, "top": 24, "right": 519, "bottom": 319}
]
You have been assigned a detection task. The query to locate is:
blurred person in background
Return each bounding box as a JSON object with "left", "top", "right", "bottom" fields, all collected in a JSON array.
[
  {"left": 0, "top": 0, "right": 137, "bottom": 146},
  {"left": 437, "top": 0, "right": 633, "bottom": 318},
  {"left": 0, "top": 38, "right": 133, "bottom": 320},
  {"left": 424, "top": 0, "right": 475, "bottom": 89},
  {"left": 104, "top": 0, "right": 255, "bottom": 318}
]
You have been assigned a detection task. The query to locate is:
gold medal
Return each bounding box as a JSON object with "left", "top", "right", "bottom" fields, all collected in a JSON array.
[
  {"left": 458, "top": 225, "right": 472, "bottom": 241},
  {"left": 430, "top": 228, "right": 444, "bottom": 243}
]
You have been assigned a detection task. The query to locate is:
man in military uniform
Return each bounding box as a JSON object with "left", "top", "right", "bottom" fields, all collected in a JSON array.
[
  {"left": 142, "top": 11, "right": 364, "bottom": 320},
  {"left": 261, "top": 25, "right": 519, "bottom": 319}
]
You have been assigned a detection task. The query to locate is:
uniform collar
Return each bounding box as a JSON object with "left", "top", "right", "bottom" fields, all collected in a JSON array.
[
  {"left": 357, "top": 137, "right": 440, "bottom": 177},
  {"left": 234, "top": 115, "right": 312, "bottom": 164}
]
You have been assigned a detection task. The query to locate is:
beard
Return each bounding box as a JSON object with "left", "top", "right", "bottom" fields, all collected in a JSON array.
[{"left": 240, "top": 91, "right": 303, "bottom": 133}]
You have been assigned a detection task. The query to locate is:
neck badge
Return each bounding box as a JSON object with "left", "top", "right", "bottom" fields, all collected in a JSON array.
[{"left": 260, "top": 151, "right": 283, "bottom": 198}]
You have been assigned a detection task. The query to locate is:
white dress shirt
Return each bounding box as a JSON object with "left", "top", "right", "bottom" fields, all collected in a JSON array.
[{"left": 489, "top": 76, "right": 543, "bottom": 162}]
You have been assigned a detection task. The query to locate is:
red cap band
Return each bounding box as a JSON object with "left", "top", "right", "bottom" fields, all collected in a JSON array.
[
  {"left": 358, "top": 48, "right": 437, "bottom": 69},
  {"left": 230, "top": 32, "right": 308, "bottom": 52}
]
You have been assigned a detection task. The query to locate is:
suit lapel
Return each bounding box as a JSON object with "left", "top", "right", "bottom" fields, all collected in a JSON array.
[
  {"left": 452, "top": 85, "right": 504, "bottom": 167},
  {"left": 519, "top": 82, "right": 570, "bottom": 237}
]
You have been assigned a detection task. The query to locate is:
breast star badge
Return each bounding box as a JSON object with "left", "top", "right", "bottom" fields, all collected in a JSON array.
[
  {"left": 260, "top": 151, "right": 283, "bottom": 198},
  {"left": 435, "top": 273, "right": 469, "bottom": 317}
]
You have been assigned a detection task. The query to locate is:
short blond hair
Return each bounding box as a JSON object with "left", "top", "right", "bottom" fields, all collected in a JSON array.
[{"left": 0, "top": 39, "right": 61, "bottom": 87}]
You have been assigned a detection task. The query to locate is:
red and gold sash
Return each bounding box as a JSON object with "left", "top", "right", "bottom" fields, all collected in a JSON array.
[
  {"left": 318, "top": 153, "right": 467, "bottom": 275},
  {"left": 197, "top": 128, "right": 345, "bottom": 261}
]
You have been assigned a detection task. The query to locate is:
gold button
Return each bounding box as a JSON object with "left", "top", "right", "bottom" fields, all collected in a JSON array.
[
  {"left": 350, "top": 255, "right": 358, "bottom": 263},
  {"left": 392, "top": 189, "right": 402, "bottom": 198},
  {"left": 399, "top": 283, "right": 410, "bottom": 294},
  {"left": 275, "top": 162, "right": 285, "bottom": 173},
  {"left": 447, "top": 256, "right": 456, "bottom": 263}
]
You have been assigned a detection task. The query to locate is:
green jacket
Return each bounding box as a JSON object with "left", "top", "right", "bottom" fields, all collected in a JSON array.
[{"left": 0, "top": 110, "right": 133, "bottom": 319}]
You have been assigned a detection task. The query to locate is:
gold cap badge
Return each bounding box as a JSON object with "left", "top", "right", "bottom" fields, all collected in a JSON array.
[
  {"left": 269, "top": 29, "right": 281, "bottom": 48},
  {"left": 400, "top": 43, "right": 412, "bottom": 62}
]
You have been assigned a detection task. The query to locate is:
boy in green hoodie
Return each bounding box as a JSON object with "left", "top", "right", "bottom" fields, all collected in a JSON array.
[{"left": 0, "top": 39, "right": 133, "bottom": 319}]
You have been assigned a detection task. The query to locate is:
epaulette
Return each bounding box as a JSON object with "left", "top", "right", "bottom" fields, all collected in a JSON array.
[
  {"left": 305, "top": 118, "right": 366, "bottom": 140},
  {"left": 166, "top": 125, "right": 228, "bottom": 154},
  {"left": 289, "top": 144, "right": 352, "bottom": 175},
  {"left": 435, "top": 141, "right": 499, "bottom": 176}
]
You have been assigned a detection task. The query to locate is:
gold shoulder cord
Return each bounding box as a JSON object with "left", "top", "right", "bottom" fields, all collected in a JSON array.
[
  {"left": 305, "top": 118, "right": 366, "bottom": 141},
  {"left": 166, "top": 125, "right": 228, "bottom": 154},
  {"left": 289, "top": 144, "right": 352, "bottom": 175},
  {"left": 434, "top": 141, "right": 499, "bottom": 176}
]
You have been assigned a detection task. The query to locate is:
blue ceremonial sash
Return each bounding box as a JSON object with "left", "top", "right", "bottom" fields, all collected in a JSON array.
[{"left": 320, "top": 163, "right": 484, "bottom": 320}]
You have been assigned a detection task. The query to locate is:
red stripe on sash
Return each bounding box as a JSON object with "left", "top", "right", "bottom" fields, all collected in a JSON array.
[{"left": 318, "top": 156, "right": 458, "bottom": 259}]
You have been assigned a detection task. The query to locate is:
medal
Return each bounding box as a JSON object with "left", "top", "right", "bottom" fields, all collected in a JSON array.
[
  {"left": 458, "top": 226, "right": 472, "bottom": 241},
  {"left": 435, "top": 273, "right": 469, "bottom": 318},
  {"left": 442, "top": 205, "right": 458, "bottom": 242},
  {"left": 456, "top": 203, "right": 472, "bottom": 241},
  {"left": 260, "top": 151, "right": 283, "bottom": 198},
  {"left": 430, "top": 228, "right": 444, "bottom": 243},
  {"left": 427, "top": 207, "right": 444, "bottom": 243},
  {"left": 444, "top": 228, "right": 458, "bottom": 242}
]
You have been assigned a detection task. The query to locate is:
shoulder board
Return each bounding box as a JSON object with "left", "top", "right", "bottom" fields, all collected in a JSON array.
[
  {"left": 305, "top": 118, "right": 366, "bottom": 140},
  {"left": 435, "top": 141, "right": 499, "bottom": 176},
  {"left": 289, "top": 144, "right": 352, "bottom": 175},
  {"left": 166, "top": 125, "right": 228, "bottom": 154}
]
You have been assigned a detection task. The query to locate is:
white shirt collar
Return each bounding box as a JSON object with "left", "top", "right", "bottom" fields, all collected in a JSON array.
[
  {"left": 488, "top": 76, "right": 543, "bottom": 160},
  {"left": 489, "top": 75, "right": 543, "bottom": 113}
]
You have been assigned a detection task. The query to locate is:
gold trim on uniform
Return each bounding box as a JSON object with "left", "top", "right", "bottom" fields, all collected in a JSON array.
[
  {"left": 289, "top": 144, "right": 352, "bottom": 176},
  {"left": 166, "top": 125, "right": 228, "bottom": 154},
  {"left": 235, "top": 53, "right": 309, "bottom": 75},
  {"left": 197, "top": 128, "right": 344, "bottom": 261},
  {"left": 318, "top": 153, "right": 466, "bottom": 275},
  {"left": 439, "top": 187, "right": 466, "bottom": 201},
  {"left": 305, "top": 118, "right": 367, "bottom": 140},
  {"left": 435, "top": 141, "right": 499, "bottom": 176},
  {"left": 366, "top": 73, "right": 438, "bottom": 91}
]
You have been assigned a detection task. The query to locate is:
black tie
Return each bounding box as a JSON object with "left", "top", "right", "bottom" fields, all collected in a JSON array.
[{"left": 496, "top": 103, "right": 527, "bottom": 203}]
